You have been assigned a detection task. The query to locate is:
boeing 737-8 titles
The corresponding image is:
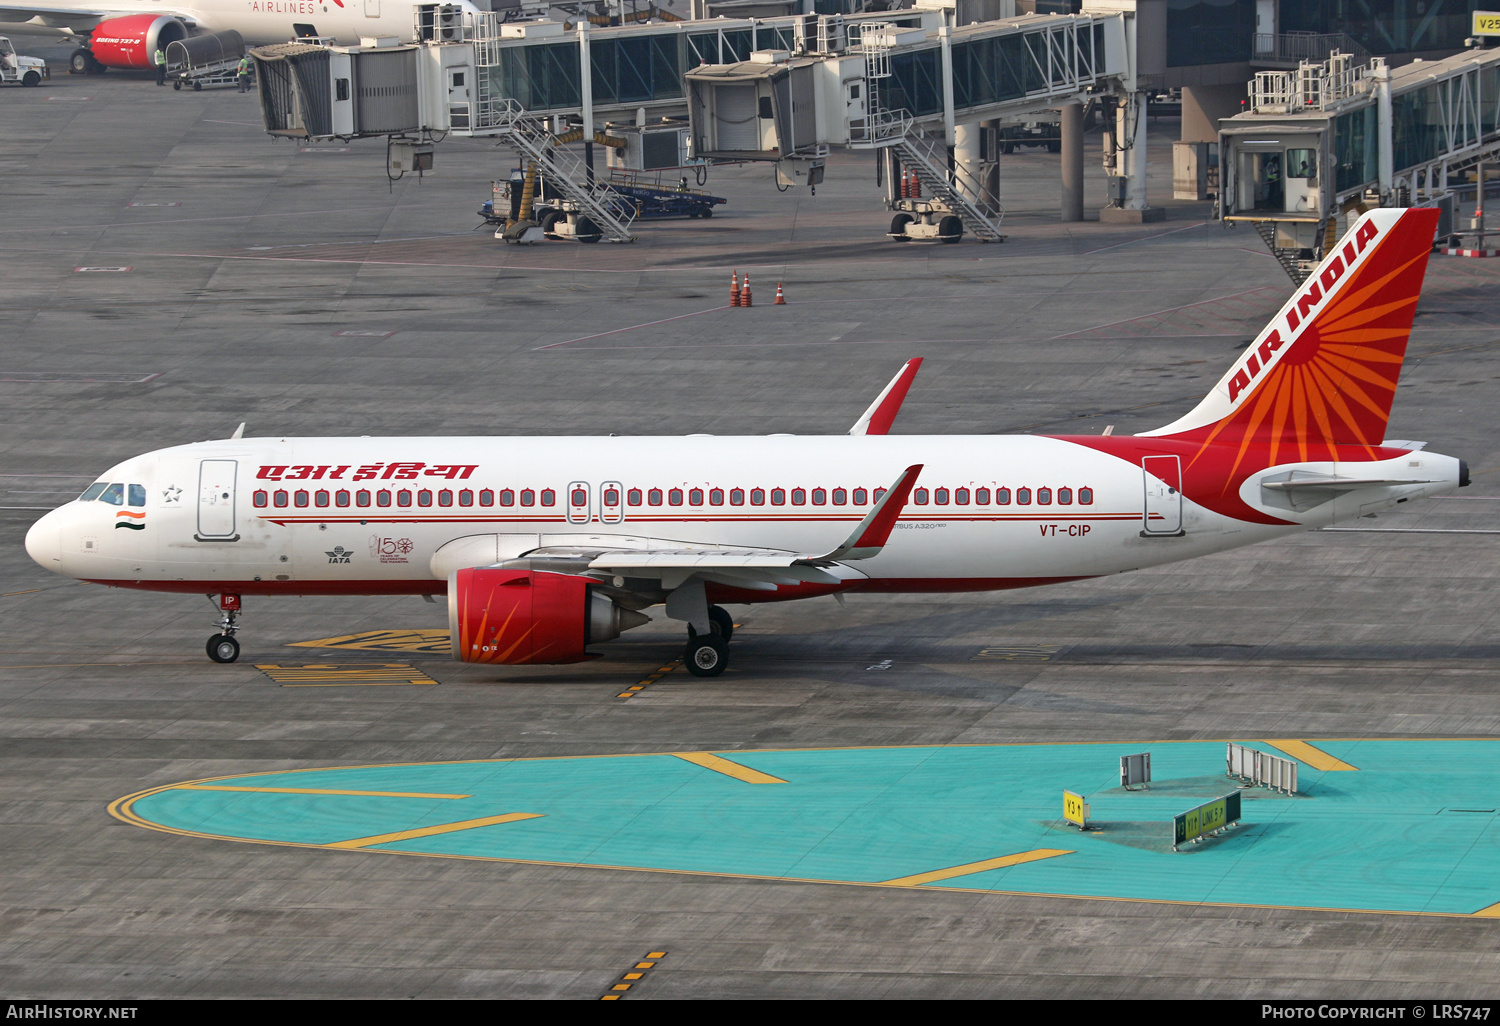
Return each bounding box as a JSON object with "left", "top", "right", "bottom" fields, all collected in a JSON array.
[{"left": 25, "top": 208, "right": 1467, "bottom": 677}]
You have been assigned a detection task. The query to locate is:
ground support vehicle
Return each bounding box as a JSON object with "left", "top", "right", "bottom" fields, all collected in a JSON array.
[
  {"left": 888, "top": 198, "right": 964, "bottom": 243},
  {"left": 0, "top": 37, "right": 48, "bottom": 86}
]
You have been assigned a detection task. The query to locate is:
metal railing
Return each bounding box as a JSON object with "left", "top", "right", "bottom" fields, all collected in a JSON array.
[
  {"left": 1253, "top": 31, "right": 1370, "bottom": 66},
  {"left": 1249, "top": 51, "right": 1379, "bottom": 112}
]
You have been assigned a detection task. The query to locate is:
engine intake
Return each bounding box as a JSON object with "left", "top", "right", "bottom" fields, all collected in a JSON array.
[
  {"left": 89, "top": 15, "right": 189, "bottom": 70},
  {"left": 449, "top": 567, "right": 649, "bottom": 664}
]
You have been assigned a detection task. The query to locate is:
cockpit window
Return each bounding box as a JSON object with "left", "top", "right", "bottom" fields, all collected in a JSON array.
[
  {"left": 128, "top": 484, "right": 146, "bottom": 507},
  {"left": 98, "top": 483, "right": 125, "bottom": 506},
  {"left": 79, "top": 483, "right": 107, "bottom": 502}
]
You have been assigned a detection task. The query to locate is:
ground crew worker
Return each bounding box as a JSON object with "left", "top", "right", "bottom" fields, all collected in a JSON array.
[
  {"left": 236, "top": 54, "right": 252, "bottom": 92},
  {"left": 154, "top": 46, "right": 166, "bottom": 86}
]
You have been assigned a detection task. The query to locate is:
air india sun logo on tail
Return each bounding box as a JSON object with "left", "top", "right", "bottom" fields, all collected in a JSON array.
[{"left": 114, "top": 510, "right": 145, "bottom": 531}]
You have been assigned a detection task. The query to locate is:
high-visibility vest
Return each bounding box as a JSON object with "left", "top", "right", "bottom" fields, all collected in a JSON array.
[
  {"left": 238, "top": 57, "right": 250, "bottom": 73},
  {"left": 154, "top": 49, "right": 165, "bottom": 65}
]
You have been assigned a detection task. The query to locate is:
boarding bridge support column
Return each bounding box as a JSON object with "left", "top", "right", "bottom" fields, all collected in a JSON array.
[
  {"left": 982, "top": 119, "right": 1001, "bottom": 216},
  {"left": 954, "top": 122, "right": 983, "bottom": 206},
  {"left": 1375, "top": 61, "right": 1393, "bottom": 202},
  {"left": 1060, "top": 102, "right": 1084, "bottom": 221},
  {"left": 1101, "top": 91, "right": 1163, "bottom": 223},
  {"left": 580, "top": 21, "right": 595, "bottom": 183}
]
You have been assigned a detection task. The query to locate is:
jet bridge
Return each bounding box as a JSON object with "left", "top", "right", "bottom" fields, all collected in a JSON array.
[
  {"left": 1219, "top": 45, "right": 1500, "bottom": 281},
  {"left": 252, "top": 1, "right": 1155, "bottom": 240}
]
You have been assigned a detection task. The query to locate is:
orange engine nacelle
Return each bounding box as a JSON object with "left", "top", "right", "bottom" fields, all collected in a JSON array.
[
  {"left": 449, "top": 568, "right": 649, "bottom": 664},
  {"left": 89, "top": 15, "right": 190, "bottom": 69}
]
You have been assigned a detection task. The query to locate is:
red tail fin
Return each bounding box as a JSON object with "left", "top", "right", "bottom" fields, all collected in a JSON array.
[{"left": 1143, "top": 207, "right": 1438, "bottom": 467}]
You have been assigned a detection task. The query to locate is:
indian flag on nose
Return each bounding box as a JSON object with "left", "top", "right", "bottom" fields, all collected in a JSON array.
[{"left": 114, "top": 510, "right": 145, "bottom": 531}]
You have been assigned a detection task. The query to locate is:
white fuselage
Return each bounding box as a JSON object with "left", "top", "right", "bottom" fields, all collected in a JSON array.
[
  {"left": 4, "top": 0, "right": 463, "bottom": 45},
  {"left": 24, "top": 434, "right": 1463, "bottom": 597}
]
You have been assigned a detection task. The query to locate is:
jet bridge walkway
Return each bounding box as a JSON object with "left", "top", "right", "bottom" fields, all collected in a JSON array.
[{"left": 1219, "top": 45, "right": 1500, "bottom": 282}]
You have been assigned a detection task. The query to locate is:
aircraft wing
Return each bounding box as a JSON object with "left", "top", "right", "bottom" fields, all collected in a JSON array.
[
  {"left": 0, "top": 4, "right": 196, "bottom": 28},
  {"left": 505, "top": 465, "right": 924, "bottom": 590},
  {"left": 848, "top": 359, "right": 923, "bottom": 435}
]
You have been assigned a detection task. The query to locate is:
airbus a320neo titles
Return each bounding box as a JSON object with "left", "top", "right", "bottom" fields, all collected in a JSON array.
[{"left": 26, "top": 208, "right": 1467, "bottom": 676}]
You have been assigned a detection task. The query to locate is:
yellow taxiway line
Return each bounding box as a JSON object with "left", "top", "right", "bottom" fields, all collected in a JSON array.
[
  {"left": 326, "top": 812, "right": 544, "bottom": 850},
  {"left": 672, "top": 751, "right": 786, "bottom": 784},
  {"left": 175, "top": 784, "right": 470, "bottom": 799},
  {"left": 1262, "top": 739, "right": 1359, "bottom": 771},
  {"left": 882, "top": 848, "right": 1074, "bottom": 887}
]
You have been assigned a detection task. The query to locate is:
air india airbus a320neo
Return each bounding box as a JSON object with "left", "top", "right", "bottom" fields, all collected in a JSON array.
[{"left": 25, "top": 207, "right": 1467, "bottom": 676}]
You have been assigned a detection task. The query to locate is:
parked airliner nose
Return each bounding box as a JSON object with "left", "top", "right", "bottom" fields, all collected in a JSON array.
[{"left": 25, "top": 508, "right": 65, "bottom": 573}]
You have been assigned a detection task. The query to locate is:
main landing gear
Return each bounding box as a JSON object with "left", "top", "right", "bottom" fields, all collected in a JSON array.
[
  {"left": 206, "top": 593, "right": 241, "bottom": 663},
  {"left": 684, "top": 605, "right": 734, "bottom": 678}
]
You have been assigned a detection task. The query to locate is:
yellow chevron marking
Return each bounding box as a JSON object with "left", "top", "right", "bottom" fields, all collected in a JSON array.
[
  {"left": 254, "top": 663, "right": 438, "bottom": 686},
  {"left": 287, "top": 629, "right": 451, "bottom": 654}
]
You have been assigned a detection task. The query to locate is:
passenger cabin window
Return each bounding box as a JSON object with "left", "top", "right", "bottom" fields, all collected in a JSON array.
[
  {"left": 791, "top": 488, "right": 806, "bottom": 505},
  {"left": 1037, "top": 487, "right": 1052, "bottom": 505},
  {"left": 628, "top": 488, "right": 643, "bottom": 506},
  {"left": 540, "top": 489, "right": 555, "bottom": 506},
  {"left": 295, "top": 490, "right": 310, "bottom": 508},
  {"left": 458, "top": 490, "right": 473, "bottom": 507},
  {"left": 377, "top": 491, "right": 392, "bottom": 507},
  {"left": 934, "top": 487, "right": 949, "bottom": 505},
  {"left": 832, "top": 488, "right": 846, "bottom": 505},
  {"left": 649, "top": 488, "right": 663, "bottom": 506},
  {"left": 750, "top": 488, "right": 765, "bottom": 505},
  {"left": 479, "top": 489, "right": 495, "bottom": 506},
  {"left": 499, "top": 489, "right": 514, "bottom": 506},
  {"left": 439, "top": 490, "right": 453, "bottom": 507},
  {"left": 1057, "top": 487, "right": 1072, "bottom": 505},
  {"left": 274, "top": 491, "right": 289, "bottom": 508},
  {"left": 975, "top": 487, "right": 990, "bottom": 504},
  {"left": 80, "top": 483, "right": 108, "bottom": 502},
  {"left": 811, "top": 488, "right": 826, "bottom": 505},
  {"left": 1079, "top": 487, "right": 1094, "bottom": 504},
  {"left": 669, "top": 488, "right": 683, "bottom": 506},
  {"left": 730, "top": 488, "right": 744, "bottom": 505},
  {"left": 99, "top": 483, "right": 125, "bottom": 506},
  {"left": 336, "top": 490, "right": 351, "bottom": 507},
  {"left": 253, "top": 490, "right": 268, "bottom": 508},
  {"left": 874, "top": 487, "right": 886, "bottom": 501},
  {"left": 770, "top": 488, "right": 786, "bottom": 505},
  {"left": 520, "top": 489, "right": 535, "bottom": 507},
  {"left": 418, "top": 490, "right": 433, "bottom": 507},
  {"left": 689, "top": 488, "right": 704, "bottom": 506},
  {"left": 913, "top": 488, "right": 928, "bottom": 505},
  {"left": 853, "top": 488, "right": 868, "bottom": 505},
  {"left": 603, "top": 487, "right": 619, "bottom": 506},
  {"left": 356, "top": 490, "right": 371, "bottom": 507},
  {"left": 397, "top": 490, "right": 412, "bottom": 507},
  {"left": 996, "top": 487, "right": 1011, "bottom": 504},
  {"left": 315, "top": 490, "right": 330, "bottom": 508},
  {"left": 710, "top": 488, "right": 724, "bottom": 506},
  {"left": 1017, "top": 487, "right": 1032, "bottom": 505},
  {"left": 955, "top": 487, "right": 970, "bottom": 505},
  {"left": 128, "top": 484, "right": 146, "bottom": 507}
]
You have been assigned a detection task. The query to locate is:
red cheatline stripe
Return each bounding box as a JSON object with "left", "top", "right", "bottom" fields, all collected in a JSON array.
[{"left": 261, "top": 513, "right": 1137, "bottom": 526}]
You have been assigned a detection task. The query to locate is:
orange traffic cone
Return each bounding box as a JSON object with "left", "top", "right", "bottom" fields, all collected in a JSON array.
[
  {"left": 899, "top": 167, "right": 909, "bottom": 198},
  {"left": 730, "top": 270, "right": 740, "bottom": 307},
  {"left": 910, "top": 171, "right": 921, "bottom": 198},
  {"left": 741, "top": 273, "right": 753, "bottom": 307},
  {"left": 774, "top": 282, "right": 786, "bottom": 305}
]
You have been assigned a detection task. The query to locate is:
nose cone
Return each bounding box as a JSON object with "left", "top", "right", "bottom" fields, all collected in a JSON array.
[{"left": 24, "top": 508, "right": 66, "bottom": 574}]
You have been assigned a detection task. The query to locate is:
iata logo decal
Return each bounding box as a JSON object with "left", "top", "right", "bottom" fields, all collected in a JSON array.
[
  {"left": 370, "top": 536, "right": 414, "bottom": 564},
  {"left": 114, "top": 510, "right": 145, "bottom": 531},
  {"left": 325, "top": 545, "right": 354, "bottom": 564},
  {"left": 1226, "top": 217, "right": 1381, "bottom": 403}
]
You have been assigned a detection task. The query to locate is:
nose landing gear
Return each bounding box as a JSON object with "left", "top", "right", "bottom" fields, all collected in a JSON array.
[{"left": 206, "top": 593, "right": 242, "bottom": 663}]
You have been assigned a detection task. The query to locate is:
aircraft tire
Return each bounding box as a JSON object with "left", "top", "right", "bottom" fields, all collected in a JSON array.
[
  {"left": 207, "top": 634, "right": 240, "bottom": 663},
  {"left": 70, "top": 49, "right": 91, "bottom": 75},
  {"left": 938, "top": 215, "right": 963, "bottom": 243},
  {"left": 890, "top": 212, "right": 914, "bottom": 241},
  {"left": 684, "top": 634, "right": 727, "bottom": 677},
  {"left": 575, "top": 216, "right": 601, "bottom": 243}
]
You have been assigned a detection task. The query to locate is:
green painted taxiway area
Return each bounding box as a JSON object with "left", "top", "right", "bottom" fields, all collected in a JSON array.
[{"left": 112, "top": 740, "right": 1500, "bottom": 916}]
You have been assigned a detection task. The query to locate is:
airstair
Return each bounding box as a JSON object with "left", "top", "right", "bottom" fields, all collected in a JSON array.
[
  {"left": 891, "top": 133, "right": 1005, "bottom": 243},
  {"left": 490, "top": 99, "right": 637, "bottom": 243}
]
